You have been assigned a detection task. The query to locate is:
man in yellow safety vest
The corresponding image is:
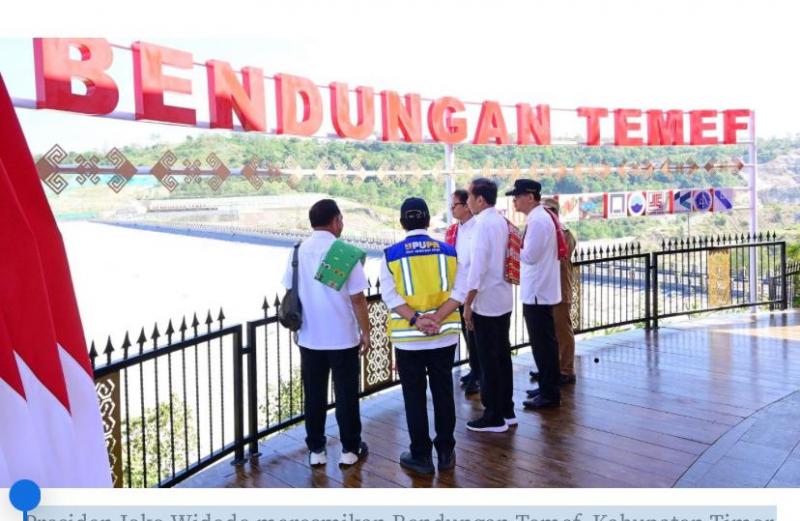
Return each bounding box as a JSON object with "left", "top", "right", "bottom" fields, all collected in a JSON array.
[{"left": 380, "top": 197, "right": 468, "bottom": 475}]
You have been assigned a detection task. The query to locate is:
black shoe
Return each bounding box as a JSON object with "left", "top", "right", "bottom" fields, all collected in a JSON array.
[
  {"left": 529, "top": 371, "right": 540, "bottom": 381},
  {"left": 466, "top": 416, "right": 508, "bottom": 433},
  {"left": 523, "top": 396, "right": 561, "bottom": 410},
  {"left": 464, "top": 380, "right": 480, "bottom": 395},
  {"left": 526, "top": 388, "right": 541, "bottom": 398},
  {"left": 437, "top": 450, "right": 456, "bottom": 471},
  {"left": 560, "top": 374, "right": 577, "bottom": 385},
  {"left": 400, "top": 451, "right": 435, "bottom": 475},
  {"left": 459, "top": 372, "right": 472, "bottom": 385}
]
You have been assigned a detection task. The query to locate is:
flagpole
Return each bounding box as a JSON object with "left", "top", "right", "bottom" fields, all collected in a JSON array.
[{"left": 748, "top": 111, "right": 758, "bottom": 304}]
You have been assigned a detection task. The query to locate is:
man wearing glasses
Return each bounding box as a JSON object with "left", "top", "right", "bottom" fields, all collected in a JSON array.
[{"left": 444, "top": 189, "right": 481, "bottom": 396}]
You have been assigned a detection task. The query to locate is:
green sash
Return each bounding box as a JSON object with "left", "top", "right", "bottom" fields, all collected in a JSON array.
[{"left": 314, "top": 240, "right": 366, "bottom": 290}]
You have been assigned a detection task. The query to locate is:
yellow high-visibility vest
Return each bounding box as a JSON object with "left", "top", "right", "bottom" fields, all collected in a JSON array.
[{"left": 384, "top": 235, "right": 460, "bottom": 344}]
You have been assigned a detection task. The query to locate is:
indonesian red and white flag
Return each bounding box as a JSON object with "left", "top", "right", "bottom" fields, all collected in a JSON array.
[{"left": 0, "top": 74, "right": 111, "bottom": 487}]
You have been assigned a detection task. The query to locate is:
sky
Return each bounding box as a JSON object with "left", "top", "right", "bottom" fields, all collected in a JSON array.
[{"left": 1, "top": 0, "right": 799, "bottom": 154}]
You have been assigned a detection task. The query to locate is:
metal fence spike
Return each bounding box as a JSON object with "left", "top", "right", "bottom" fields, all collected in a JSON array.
[
  {"left": 121, "top": 332, "right": 131, "bottom": 359},
  {"left": 104, "top": 336, "right": 115, "bottom": 365},
  {"left": 151, "top": 323, "right": 161, "bottom": 346},
  {"left": 164, "top": 320, "right": 174, "bottom": 345},
  {"left": 137, "top": 328, "right": 147, "bottom": 352},
  {"left": 89, "top": 341, "right": 98, "bottom": 369}
]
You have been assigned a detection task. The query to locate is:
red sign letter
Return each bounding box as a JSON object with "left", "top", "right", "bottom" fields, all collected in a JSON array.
[
  {"left": 330, "top": 82, "right": 374, "bottom": 140},
  {"left": 723, "top": 109, "right": 750, "bottom": 144},
  {"left": 646, "top": 110, "right": 684, "bottom": 146},
  {"left": 427, "top": 96, "right": 467, "bottom": 144},
  {"left": 689, "top": 110, "right": 719, "bottom": 145},
  {"left": 577, "top": 107, "right": 609, "bottom": 146},
  {"left": 206, "top": 60, "right": 266, "bottom": 132},
  {"left": 132, "top": 41, "right": 196, "bottom": 125},
  {"left": 613, "top": 109, "right": 643, "bottom": 146},
  {"left": 33, "top": 38, "right": 118, "bottom": 115},
  {"left": 473, "top": 101, "right": 509, "bottom": 145},
  {"left": 275, "top": 73, "right": 323, "bottom": 136},
  {"left": 516, "top": 103, "right": 551, "bottom": 145},
  {"left": 380, "top": 91, "right": 422, "bottom": 143}
]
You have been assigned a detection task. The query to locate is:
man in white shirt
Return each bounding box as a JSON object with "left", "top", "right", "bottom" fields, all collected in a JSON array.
[
  {"left": 445, "top": 189, "right": 481, "bottom": 396},
  {"left": 380, "top": 197, "right": 467, "bottom": 475},
  {"left": 281, "top": 199, "right": 371, "bottom": 467},
  {"left": 464, "top": 178, "right": 515, "bottom": 432},
  {"left": 506, "top": 179, "right": 562, "bottom": 409}
]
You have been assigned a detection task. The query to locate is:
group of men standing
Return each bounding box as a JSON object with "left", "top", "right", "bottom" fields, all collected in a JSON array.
[{"left": 281, "top": 177, "right": 577, "bottom": 476}]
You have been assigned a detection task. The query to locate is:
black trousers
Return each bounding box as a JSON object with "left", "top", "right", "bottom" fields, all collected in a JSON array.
[
  {"left": 523, "top": 303, "right": 561, "bottom": 401},
  {"left": 395, "top": 344, "right": 457, "bottom": 458},
  {"left": 472, "top": 311, "right": 513, "bottom": 422},
  {"left": 299, "top": 345, "right": 362, "bottom": 453},
  {"left": 459, "top": 305, "right": 481, "bottom": 380}
]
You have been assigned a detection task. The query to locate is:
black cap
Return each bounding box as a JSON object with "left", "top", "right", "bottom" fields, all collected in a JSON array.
[
  {"left": 505, "top": 179, "right": 541, "bottom": 196},
  {"left": 401, "top": 197, "right": 430, "bottom": 220}
]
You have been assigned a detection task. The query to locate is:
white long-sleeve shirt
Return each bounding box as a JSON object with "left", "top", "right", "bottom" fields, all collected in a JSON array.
[
  {"left": 520, "top": 205, "right": 562, "bottom": 305},
  {"left": 380, "top": 229, "right": 468, "bottom": 350},
  {"left": 454, "top": 216, "right": 477, "bottom": 274},
  {"left": 281, "top": 230, "right": 369, "bottom": 349},
  {"left": 466, "top": 207, "right": 513, "bottom": 316}
]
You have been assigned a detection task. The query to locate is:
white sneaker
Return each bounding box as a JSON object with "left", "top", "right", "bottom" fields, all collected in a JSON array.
[
  {"left": 308, "top": 450, "right": 327, "bottom": 466},
  {"left": 339, "top": 451, "right": 358, "bottom": 466},
  {"left": 505, "top": 414, "right": 518, "bottom": 426},
  {"left": 339, "top": 441, "right": 369, "bottom": 466}
]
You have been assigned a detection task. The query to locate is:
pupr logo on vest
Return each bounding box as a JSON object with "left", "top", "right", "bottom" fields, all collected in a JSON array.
[{"left": 405, "top": 240, "right": 441, "bottom": 253}]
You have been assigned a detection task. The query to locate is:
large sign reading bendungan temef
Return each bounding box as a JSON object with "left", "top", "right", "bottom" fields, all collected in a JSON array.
[{"left": 32, "top": 38, "right": 752, "bottom": 147}]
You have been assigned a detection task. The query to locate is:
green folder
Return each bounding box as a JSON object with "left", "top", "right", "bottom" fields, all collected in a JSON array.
[{"left": 314, "top": 240, "right": 367, "bottom": 290}]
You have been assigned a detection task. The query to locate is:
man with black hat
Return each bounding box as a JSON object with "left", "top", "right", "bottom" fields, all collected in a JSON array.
[
  {"left": 506, "top": 179, "right": 563, "bottom": 409},
  {"left": 379, "top": 197, "right": 468, "bottom": 474}
]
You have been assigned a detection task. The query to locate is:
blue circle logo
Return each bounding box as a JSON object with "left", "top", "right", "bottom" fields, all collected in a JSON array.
[
  {"left": 628, "top": 193, "right": 646, "bottom": 215},
  {"left": 695, "top": 191, "right": 712, "bottom": 211},
  {"left": 9, "top": 480, "right": 41, "bottom": 513}
]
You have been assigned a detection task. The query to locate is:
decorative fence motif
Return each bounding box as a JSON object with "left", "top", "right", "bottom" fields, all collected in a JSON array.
[{"left": 91, "top": 232, "right": 790, "bottom": 488}]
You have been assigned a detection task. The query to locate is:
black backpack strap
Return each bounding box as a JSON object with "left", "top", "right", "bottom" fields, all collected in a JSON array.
[{"left": 291, "top": 241, "right": 301, "bottom": 288}]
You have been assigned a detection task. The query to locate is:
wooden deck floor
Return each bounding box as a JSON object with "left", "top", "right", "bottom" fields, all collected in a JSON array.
[{"left": 180, "top": 311, "right": 800, "bottom": 488}]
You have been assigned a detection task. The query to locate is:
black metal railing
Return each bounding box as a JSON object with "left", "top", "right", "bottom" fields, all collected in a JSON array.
[
  {"left": 652, "top": 232, "right": 787, "bottom": 327},
  {"left": 90, "top": 232, "right": 791, "bottom": 488},
  {"left": 572, "top": 243, "right": 652, "bottom": 333},
  {"left": 91, "top": 311, "right": 242, "bottom": 488},
  {"left": 770, "top": 259, "right": 799, "bottom": 310}
]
